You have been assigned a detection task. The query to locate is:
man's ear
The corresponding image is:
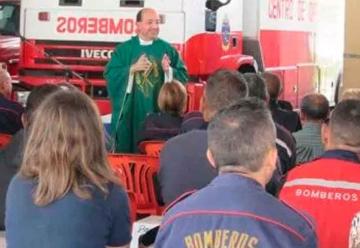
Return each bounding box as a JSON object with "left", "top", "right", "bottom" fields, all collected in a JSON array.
[
  {"left": 265, "top": 147, "right": 278, "bottom": 172},
  {"left": 21, "top": 114, "right": 27, "bottom": 128},
  {"left": 321, "top": 123, "right": 330, "bottom": 147},
  {"left": 200, "top": 96, "right": 205, "bottom": 113},
  {"left": 202, "top": 96, "right": 213, "bottom": 122},
  {"left": 206, "top": 149, "right": 217, "bottom": 169},
  {"left": 300, "top": 111, "right": 306, "bottom": 121}
]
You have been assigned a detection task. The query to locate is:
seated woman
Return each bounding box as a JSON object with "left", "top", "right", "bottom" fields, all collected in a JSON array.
[
  {"left": 6, "top": 89, "right": 131, "bottom": 248},
  {"left": 138, "top": 80, "right": 187, "bottom": 143}
]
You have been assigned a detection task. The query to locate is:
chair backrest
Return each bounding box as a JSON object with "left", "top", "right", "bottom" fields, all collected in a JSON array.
[
  {"left": 108, "top": 154, "right": 162, "bottom": 215},
  {"left": 133, "top": 160, "right": 162, "bottom": 214},
  {"left": 108, "top": 154, "right": 134, "bottom": 192},
  {"left": 138, "top": 140, "right": 165, "bottom": 157},
  {"left": 0, "top": 133, "right": 12, "bottom": 148}
]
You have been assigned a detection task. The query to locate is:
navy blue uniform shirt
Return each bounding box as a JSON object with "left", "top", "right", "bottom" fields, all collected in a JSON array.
[
  {"left": 320, "top": 149, "right": 360, "bottom": 163},
  {"left": 159, "top": 130, "right": 217, "bottom": 205},
  {"left": 6, "top": 176, "right": 132, "bottom": 248},
  {"left": 155, "top": 174, "right": 317, "bottom": 248}
]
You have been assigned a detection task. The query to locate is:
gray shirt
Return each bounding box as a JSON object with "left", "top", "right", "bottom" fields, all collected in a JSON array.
[{"left": 293, "top": 122, "right": 324, "bottom": 164}]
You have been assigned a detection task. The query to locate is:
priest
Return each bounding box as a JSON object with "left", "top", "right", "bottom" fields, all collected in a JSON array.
[{"left": 104, "top": 8, "right": 188, "bottom": 152}]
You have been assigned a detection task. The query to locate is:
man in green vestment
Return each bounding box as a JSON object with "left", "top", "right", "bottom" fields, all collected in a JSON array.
[{"left": 104, "top": 8, "right": 188, "bottom": 153}]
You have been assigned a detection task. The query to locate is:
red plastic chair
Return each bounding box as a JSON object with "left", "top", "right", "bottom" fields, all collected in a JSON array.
[
  {"left": 134, "top": 159, "right": 163, "bottom": 215},
  {"left": 108, "top": 154, "right": 163, "bottom": 215},
  {"left": 0, "top": 133, "right": 12, "bottom": 148},
  {"left": 108, "top": 154, "right": 134, "bottom": 192},
  {"left": 186, "top": 83, "right": 205, "bottom": 112},
  {"left": 138, "top": 140, "right": 165, "bottom": 157}
]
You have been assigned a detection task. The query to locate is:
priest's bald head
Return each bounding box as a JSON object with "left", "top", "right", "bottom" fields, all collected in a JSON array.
[{"left": 136, "top": 8, "right": 160, "bottom": 41}]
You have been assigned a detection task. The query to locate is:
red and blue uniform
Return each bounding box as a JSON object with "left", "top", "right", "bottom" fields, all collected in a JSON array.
[
  {"left": 280, "top": 149, "right": 360, "bottom": 248},
  {"left": 155, "top": 174, "right": 317, "bottom": 247}
]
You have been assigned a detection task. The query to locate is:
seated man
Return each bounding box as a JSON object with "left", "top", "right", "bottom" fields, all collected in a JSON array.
[
  {"left": 159, "top": 69, "right": 248, "bottom": 205},
  {"left": 293, "top": 93, "right": 329, "bottom": 164},
  {"left": 280, "top": 99, "right": 360, "bottom": 248},
  {"left": 243, "top": 73, "right": 297, "bottom": 178},
  {"left": 0, "top": 84, "right": 60, "bottom": 230},
  {"left": 155, "top": 98, "right": 317, "bottom": 247},
  {"left": 262, "top": 72, "right": 302, "bottom": 132},
  {"left": 0, "top": 68, "right": 23, "bottom": 134}
]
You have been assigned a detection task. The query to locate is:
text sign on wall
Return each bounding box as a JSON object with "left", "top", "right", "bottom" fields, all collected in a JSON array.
[{"left": 261, "top": 0, "right": 318, "bottom": 32}]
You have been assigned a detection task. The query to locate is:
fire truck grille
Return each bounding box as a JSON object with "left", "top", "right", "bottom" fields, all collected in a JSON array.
[
  {"left": 20, "top": 68, "right": 104, "bottom": 80},
  {"left": 44, "top": 48, "right": 82, "bottom": 57},
  {"left": 34, "top": 58, "right": 107, "bottom": 67}
]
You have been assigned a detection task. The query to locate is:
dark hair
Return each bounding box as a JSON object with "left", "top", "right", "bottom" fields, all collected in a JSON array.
[
  {"left": 243, "top": 73, "right": 269, "bottom": 101},
  {"left": 136, "top": 9, "right": 144, "bottom": 22},
  {"left": 205, "top": 69, "right": 248, "bottom": 113},
  {"left": 24, "top": 84, "right": 61, "bottom": 124},
  {"left": 300, "top": 93, "right": 329, "bottom": 121},
  {"left": 208, "top": 97, "right": 276, "bottom": 172},
  {"left": 262, "top": 72, "right": 282, "bottom": 99},
  {"left": 330, "top": 99, "right": 360, "bottom": 148}
]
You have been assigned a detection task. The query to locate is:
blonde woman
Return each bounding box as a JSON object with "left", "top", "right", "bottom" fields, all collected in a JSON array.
[
  {"left": 138, "top": 80, "right": 187, "bottom": 143},
  {"left": 5, "top": 89, "right": 131, "bottom": 248}
]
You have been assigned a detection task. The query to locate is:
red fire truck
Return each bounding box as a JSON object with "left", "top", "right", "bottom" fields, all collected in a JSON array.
[
  {"left": 0, "top": 0, "right": 19, "bottom": 77},
  {"left": 16, "top": 0, "right": 338, "bottom": 112}
]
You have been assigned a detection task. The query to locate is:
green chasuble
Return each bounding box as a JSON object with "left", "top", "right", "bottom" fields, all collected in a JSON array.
[{"left": 104, "top": 36, "right": 188, "bottom": 153}]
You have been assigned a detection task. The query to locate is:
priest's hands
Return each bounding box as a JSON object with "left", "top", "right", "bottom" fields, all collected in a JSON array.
[
  {"left": 130, "top": 54, "right": 152, "bottom": 74},
  {"left": 161, "top": 54, "right": 171, "bottom": 72}
]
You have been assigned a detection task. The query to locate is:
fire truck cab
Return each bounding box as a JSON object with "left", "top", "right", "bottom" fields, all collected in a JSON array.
[{"left": 0, "top": 0, "right": 20, "bottom": 77}]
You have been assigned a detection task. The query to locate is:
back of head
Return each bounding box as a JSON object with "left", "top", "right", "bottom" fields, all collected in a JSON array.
[
  {"left": 204, "top": 69, "right": 248, "bottom": 115},
  {"left": 341, "top": 88, "right": 360, "bottom": 101},
  {"left": 20, "top": 89, "right": 116, "bottom": 206},
  {"left": 300, "top": 93, "right": 329, "bottom": 121},
  {"left": 24, "top": 84, "right": 61, "bottom": 126},
  {"left": 329, "top": 99, "right": 360, "bottom": 149},
  {"left": 157, "top": 80, "right": 187, "bottom": 116},
  {"left": 243, "top": 73, "right": 269, "bottom": 101},
  {"left": 262, "top": 72, "right": 281, "bottom": 100},
  {"left": 0, "top": 68, "right": 11, "bottom": 97},
  {"left": 208, "top": 97, "right": 276, "bottom": 173}
]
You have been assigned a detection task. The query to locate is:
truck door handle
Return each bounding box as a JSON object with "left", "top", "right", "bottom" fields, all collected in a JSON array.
[{"left": 293, "top": 85, "right": 298, "bottom": 93}]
